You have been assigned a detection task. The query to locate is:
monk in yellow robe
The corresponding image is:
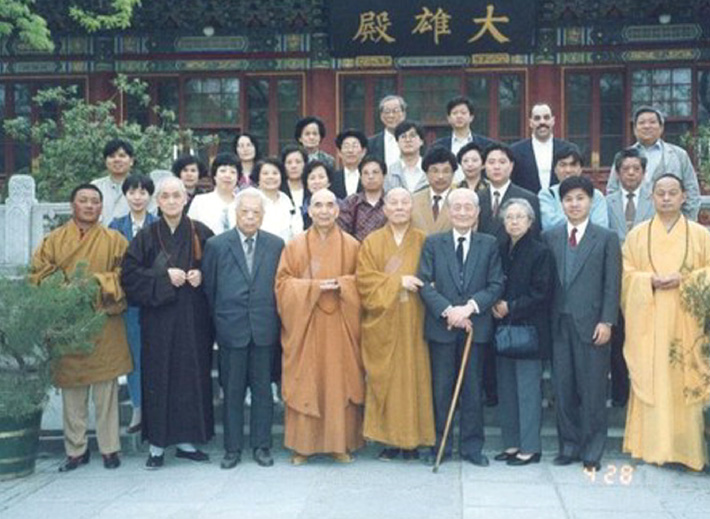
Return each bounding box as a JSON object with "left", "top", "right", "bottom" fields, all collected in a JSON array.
[
  {"left": 276, "top": 189, "right": 364, "bottom": 464},
  {"left": 622, "top": 174, "right": 710, "bottom": 471},
  {"left": 30, "top": 183, "right": 131, "bottom": 472},
  {"left": 357, "top": 187, "right": 435, "bottom": 461}
]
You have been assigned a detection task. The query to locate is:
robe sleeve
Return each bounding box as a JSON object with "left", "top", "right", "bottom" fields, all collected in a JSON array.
[
  {"left": 94, "top": 234, "right": 128, "bottom": 316},
  {"left": 621, "top": 231, "right": 656, "bottom": 404},
  {"left": 120, "top": 229, "right": 177, "bottom": 308},
  {"left": 29, "top": 235, "right": 61, "bottom": 285},
  {"left": 274, "top": 240, "right": 324, "bottom": 414},
  {"left": 356, "top": 238, "right": 401, "bottom": 315}
]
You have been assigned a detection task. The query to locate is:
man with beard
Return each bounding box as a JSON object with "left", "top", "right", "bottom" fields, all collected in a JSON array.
[{"left": 510, "top": 103, "right": 577, "bottom": 194}]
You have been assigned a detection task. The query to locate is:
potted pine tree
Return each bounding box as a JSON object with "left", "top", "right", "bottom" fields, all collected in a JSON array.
[{"left": 0, "top": 264, "right": 105, "bottom": 479}]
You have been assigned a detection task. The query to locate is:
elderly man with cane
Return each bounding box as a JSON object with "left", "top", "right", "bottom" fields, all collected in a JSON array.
[{"left": 418, "top": 188, "right": 504, "bottom": 468}]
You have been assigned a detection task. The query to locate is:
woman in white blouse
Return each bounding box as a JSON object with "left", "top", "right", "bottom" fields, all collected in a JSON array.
[
  {"left": 280, "top": 145, "right": 308, "bottom": 214},
  {"left": 187, "top": 152, "right": 239, "bottom": 235},
  {"left": 253, "top": 158, "right": 304, "bottom": 242}
]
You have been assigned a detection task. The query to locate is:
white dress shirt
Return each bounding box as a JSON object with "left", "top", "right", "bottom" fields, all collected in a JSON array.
[
  {"left": 403, "top": 157, "right": 425, "bottom": 192},
  {"left": 489, "top": 180, "right": 512, "bottom": 210},
  {"left": 384, "top": 130, "right": 400, "bottom": 168},
  {"left": 453, "top": 228, "right": 480, "bottom": 314},
  {"left": 344, "top": 167, "right": 360, "bottom": 197},
  {"left": 532, "top": 136, "right": 554, "bottom": 189},
  {"left": 261, "top": 191, "right": 304, "bottom": 242},
  {"left": 620, "top": 185, "right": 642, "bottom": 214},
  {"left": 566, "top": 217, "right": 590, "bottom": 244},
  {"left": 187, "top": 191, "right": 237, "bottom": 236}
]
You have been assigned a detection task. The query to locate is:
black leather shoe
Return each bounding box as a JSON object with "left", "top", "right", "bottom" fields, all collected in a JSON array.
[
  {"left": 145, "top": 454, "right": 164, "bottom": 470},
  {"left": 583, "top": 461, "right": 601, "bottom": 472},
  {"left": 377, "top": 448, "right": 401, "bottom": 461},
  {"left": 507, "top": 453, "right": 541, "bottom": 466},
  {"left": 402, "top": 449, "right": 420, "bottom": 461},
  {"left": 494, "top": 450, "right": 519, "bottom": 462},
  {"left": 462, "top": 453, "right": 490, "bottom": 467},
  {"left": 553, "top": 454, "right": 580, "bottom": 466},
  {"left": 176, "top": 449, "right": 209, "bottom": 462},
  {"left": 220, "top": 450, "right": 241, "bottom": 469},
  {"left": 253, "top": 448, "right": 274, "bottom": 467},
  {"left": 102, "top": 452, "right": 121, "bottom": 469},
  {"left": 58, "top": 449, "right": 90, "bottom": 472}
]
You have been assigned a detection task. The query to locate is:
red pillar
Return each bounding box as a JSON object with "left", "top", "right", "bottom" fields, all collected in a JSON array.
[{"left": 306, "top": 69, "right": 338, "bottom": 157}]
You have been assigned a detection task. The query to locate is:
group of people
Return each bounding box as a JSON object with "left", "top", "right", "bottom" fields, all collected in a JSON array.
[{"left": 30, "top": 94, "right": 710, "bottom": 475}]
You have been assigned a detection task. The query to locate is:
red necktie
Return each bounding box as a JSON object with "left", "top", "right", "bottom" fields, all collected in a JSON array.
[{"left": 569, "top": 227, "right": 578, "bottom": 247}]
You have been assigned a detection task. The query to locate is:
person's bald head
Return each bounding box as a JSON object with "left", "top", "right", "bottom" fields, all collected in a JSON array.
[
  {"left": 156, "top": 176, "right": 187, "bottom": 219},
  {"left": 384, "top": 187, "right": 413, "bottom": 226},
  {"left": 308, "top": 188, "right": 339, "bottom": 232}
]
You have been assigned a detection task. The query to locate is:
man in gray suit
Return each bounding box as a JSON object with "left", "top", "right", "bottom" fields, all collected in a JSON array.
[
  {"left": 606, "top": 147, "right": 655, "bottom": 407},
  {"left": 202, "top": 188, "right": 285, "bottom": 469},
  {"left": 418, "top": 188, "right": 504, "bottom": 467},
  {"left": 606, "top": 106, "right": 700, "bottom": 220},
  {"left": 543, "top": 176, "right": 621, "bottom": 472}
]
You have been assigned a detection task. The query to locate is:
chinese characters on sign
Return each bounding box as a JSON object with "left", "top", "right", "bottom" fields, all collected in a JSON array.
[
  {"left": 331, "top": 1, "right": 536, "bottom": 57},
  {"left": 352, "top": 11, "right": 396, "bottom": 44}
]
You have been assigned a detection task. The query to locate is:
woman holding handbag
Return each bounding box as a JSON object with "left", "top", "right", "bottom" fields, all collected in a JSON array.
[{"left": 491, "top": 198, "right": 554, "bottom": 466}]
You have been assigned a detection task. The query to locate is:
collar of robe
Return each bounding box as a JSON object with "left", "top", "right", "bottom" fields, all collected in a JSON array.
[{"left": 647, "top": 214, "right": 690, "bottom": 274}]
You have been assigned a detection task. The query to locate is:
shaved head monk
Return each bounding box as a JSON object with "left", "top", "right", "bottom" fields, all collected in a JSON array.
[{"left": 275, "top": 189, "right": 365, "bottom": 464}]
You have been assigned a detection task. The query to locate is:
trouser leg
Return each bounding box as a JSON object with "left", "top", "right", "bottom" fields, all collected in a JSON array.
[
  {"left": 429, "top": 341, "right": 457, "bottom": 457},
  {"left": 553, "top": 316, "right": 581, "bottom": 458},
  {"left": 92, "top": 379, "right": 120, "bottom": 454},
  {"left": 574, "top": 334, "right": 610, "bottom": 464},
  {"left": 219, "top": 347, "right": 248, "bottom": 453},
  {"left": 496, "top": 355, "right": 520, "bottom": 449},
  {"left": 482, "top": 342, "right": 498, "bottom": 402},
  {"left": 458, "top": 340, "right": 485, "bottom": 457},
  {"left": 516, "top": 358, "right": 543, "bottom": 454},
  {"left": 62, "top": 386, "right": 90, "bottom": 457},
  {"left": 248, "top": 344, "right": 275, "bottom": 449}
]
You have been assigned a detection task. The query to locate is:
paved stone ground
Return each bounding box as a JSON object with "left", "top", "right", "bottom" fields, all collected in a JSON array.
[{"left": 2, "top": 443, "right": 709, "bottom": 519}]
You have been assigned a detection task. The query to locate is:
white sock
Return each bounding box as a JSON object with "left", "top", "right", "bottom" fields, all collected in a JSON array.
[
  {"left": 176, "top": 443, "right": 196, "bottom": 453},
  {"left": 149, "top": 445, "right": 164, "bottom": 457}
]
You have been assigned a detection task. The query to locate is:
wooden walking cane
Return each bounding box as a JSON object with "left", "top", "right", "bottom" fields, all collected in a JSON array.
[{"left": 433, "top": 326, "right": 474, "bottom": 473}]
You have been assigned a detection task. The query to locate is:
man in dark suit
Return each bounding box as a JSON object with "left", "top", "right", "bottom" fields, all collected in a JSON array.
[
  {"left": 543, "top": 176, "right": 621, "bottom": 472},
  {"left": 432, "top": 96, "right": 495, "bottom": 171},
  {"left": 605, "top": 147, "right": 654, "bottom": 408},
  {"left": 418, "top": 188, "right": 504, "bottom": 467},
  {"left": 368, "top": 95, "right": 407, "bottom": 167},
  {"left": 202, "top": 187, "right": 285, "bottom": 469},
  {"left": 479, "top": 143, "right": 542, "bottom": 246},
  {"left": 331, "top": 129, "right": 368, "bottom": 200},
  {"left": 510, "top": 103, "right": 576, "bottom": 194}
]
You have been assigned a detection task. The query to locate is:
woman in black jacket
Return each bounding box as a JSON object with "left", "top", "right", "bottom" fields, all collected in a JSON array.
[{"left": 492, "top": 198, "right": 554, "bottom": 466}]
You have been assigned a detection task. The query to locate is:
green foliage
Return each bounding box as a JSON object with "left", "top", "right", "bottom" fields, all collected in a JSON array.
[
  {"left": 673, "top": 271, "right": 710, "bottom": 397},
  {"left": 3, "top": 75, "right": 212, "bottom": 202},
  {"left": 0, "top": 264, "right": 106, "bottom": 418},
  {"left": 0, "top": 0, "right": 54, "bottom": 51},
  {"left": 681, "top": 125, "right": 710, "bottom": 189},
  {"left": 69, "top": 0, "right": 141, "bottom": 32}
]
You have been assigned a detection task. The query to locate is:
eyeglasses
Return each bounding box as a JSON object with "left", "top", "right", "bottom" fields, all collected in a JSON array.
[
  {"left": 398, "top": 131, "right": 420, "bottom": 141},
  {"left": 381, "top": 108, "right": 403, "bottom": 115}
]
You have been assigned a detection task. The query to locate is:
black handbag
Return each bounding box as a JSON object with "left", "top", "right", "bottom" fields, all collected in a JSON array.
[{"left": 495, "top": 304, "right": 539, "bottom": 359}]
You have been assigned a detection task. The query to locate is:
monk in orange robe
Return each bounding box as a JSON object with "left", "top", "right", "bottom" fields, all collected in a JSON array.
[
  {"left": 276, "top": 189, "right": 364, "bottom": 464},
  {"left": 357, "top": 187, "right": 435, "bottom": 461}
]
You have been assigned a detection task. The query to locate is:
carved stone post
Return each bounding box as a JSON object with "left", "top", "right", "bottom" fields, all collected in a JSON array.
[{"left": 4, "top": 175, "right": 37, "bottom": 265}]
